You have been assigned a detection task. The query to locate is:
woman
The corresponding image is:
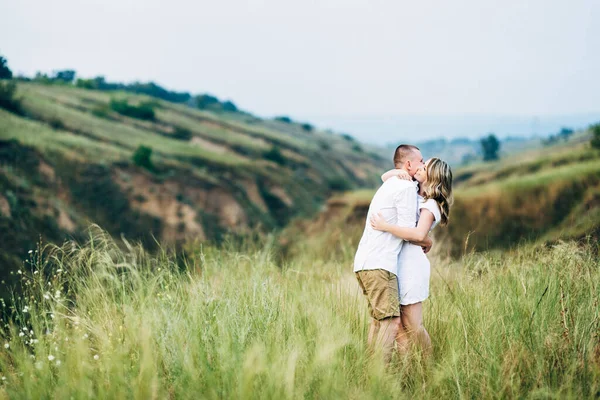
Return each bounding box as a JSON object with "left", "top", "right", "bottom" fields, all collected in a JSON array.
[{"left": 370, "top": 157, "right": 453, "bottom": 355}]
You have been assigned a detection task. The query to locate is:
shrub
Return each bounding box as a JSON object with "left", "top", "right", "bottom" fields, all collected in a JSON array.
[
  {"left": 341, "top": 133, "right": 355, "bottom": 142},
  {"left": 274, "top": 116, "right": 292, "bottom": 124},
  {"left": 132, "top": 145, "right": 155, "bottom": 172},
  {"left": 301, "top": 123, "right": 314, "bottom": 132},
  {"left": 0, "top": 81, "right": 22, "bottom": 114},
  {"left": 327, "top": 176, "right": 352, "bottom": 192},
  {"left": 172, "top": 126, "right": 193, "bottom": 141},
  {"left": 76, "top": 78, "right": 97, "bottom": 89},
  {"left": 591, "top": 123, "right": 600, "bottom": 150},
  {"left": 319, "top": 141, "right": 331, "bottom": 151},
  {"left": 91, "top": 105, "right": 110, "bottom": 118},
  {"left": 352, "top": 143, "right": 363, "bottom": 152},
  {"left": 264, "top": 146, "right": 286, "bottom": 165},
  {"left": 110, "top": 99, "right": 155, "bottom": 121},
  {"left": 48, "top": 116, "right": 65, "bottom": 130}
]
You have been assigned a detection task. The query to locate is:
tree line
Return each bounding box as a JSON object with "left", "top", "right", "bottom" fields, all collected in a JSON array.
[{"left": 1, "top": 56, "right": 240, "bottom": 114}]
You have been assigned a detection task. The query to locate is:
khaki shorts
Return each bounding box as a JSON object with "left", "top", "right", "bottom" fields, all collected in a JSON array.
[{"left": 356, "top": 269, "right": 400, "bottom": 320}]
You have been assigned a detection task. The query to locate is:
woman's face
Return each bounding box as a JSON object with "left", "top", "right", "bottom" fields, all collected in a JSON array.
[{"left": 414, "top": 159, "right": 431, "bottom": 183}]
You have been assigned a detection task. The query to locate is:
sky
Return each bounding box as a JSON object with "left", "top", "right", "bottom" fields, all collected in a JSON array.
[{"left": 2, "top": 0, "right": 600, "bottom": 143}]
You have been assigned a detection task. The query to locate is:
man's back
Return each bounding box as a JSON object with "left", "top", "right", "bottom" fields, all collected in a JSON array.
[{"left": 353, "top": 177, "right": 417, "bottom": 275}]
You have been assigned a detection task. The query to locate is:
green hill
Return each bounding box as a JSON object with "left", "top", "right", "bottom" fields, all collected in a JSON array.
[
  {"left": 280, "top": 136, "right": 600, "bottom": 259},
  {"left": 0, "top": 81, "right": 387, "bottom": 278}
]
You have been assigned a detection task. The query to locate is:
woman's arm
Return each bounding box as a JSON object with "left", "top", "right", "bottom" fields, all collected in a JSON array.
[
  {"left": 370, "top": 209, "right": 435, "bottom": 242},
  {"left": 381, "top": 169, "right": 411, "bottom": 182}
]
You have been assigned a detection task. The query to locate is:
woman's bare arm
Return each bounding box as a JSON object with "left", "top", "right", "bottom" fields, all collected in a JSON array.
[
  {"left": 370, "top": 209, "right": 435, "bottom": 242},
  {"left": 381, "top": 169, "right": 411, "bottom": 182}
]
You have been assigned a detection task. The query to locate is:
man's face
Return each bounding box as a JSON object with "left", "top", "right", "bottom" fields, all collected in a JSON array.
[{"left": 407, "top": 150, "right": 425, "bottom": 177}]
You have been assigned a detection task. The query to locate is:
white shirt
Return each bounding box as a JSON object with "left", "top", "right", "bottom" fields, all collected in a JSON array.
[{"left": 353, "top": 177, "right": 418, "bottom": 276}]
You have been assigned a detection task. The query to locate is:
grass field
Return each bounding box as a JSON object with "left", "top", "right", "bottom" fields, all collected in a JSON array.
[{"left": 0, "top": 228, "right": 598, "bottom": 399}]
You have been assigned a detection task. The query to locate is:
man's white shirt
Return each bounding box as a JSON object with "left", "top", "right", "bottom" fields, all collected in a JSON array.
[{"left": 353, "top": 177, "right": 418, "bottom": 276}]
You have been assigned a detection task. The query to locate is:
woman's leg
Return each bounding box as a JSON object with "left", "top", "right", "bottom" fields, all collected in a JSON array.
[{"left": 400, "top": 302, "right": 432, "bottom": 355}]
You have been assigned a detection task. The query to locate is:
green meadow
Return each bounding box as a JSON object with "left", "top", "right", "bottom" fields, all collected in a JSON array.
[{"left": 0, "top": 228, "right": 598, "bottom": 399}]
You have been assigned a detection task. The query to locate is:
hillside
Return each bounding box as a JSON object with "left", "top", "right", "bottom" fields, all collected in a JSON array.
[
  {"left": 0, "top": 81, "right": 387, "bottom": 278},
  {"left": 281, "top": 136, "right": 600, "bottom": 259},
  {"left": 390, "top": 130, "right": 593, "bottom": 167}
]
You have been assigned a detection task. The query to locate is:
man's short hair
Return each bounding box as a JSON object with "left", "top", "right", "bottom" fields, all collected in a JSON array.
[{"left": 393, "top": 144, "right": 420, "bottom": 167}]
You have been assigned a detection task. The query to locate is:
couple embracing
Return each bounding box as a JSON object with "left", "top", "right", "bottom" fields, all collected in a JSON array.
[{"left": 354, "top": 144, "right": 453, "bottom": 363}]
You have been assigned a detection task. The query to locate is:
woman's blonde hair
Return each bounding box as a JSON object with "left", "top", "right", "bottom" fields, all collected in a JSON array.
[{"left": 422, "top": 158, "right": 453, "bottom": 226}]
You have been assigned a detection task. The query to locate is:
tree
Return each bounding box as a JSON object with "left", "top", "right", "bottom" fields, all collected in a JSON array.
[
  {"left": 480, "top": 134, "right": 500, "bottom": 161},
  {"left": 196, "top": 94, "right": 220, "bottom": 110},
  {"left": 0, "top": 56, "right": 12, "bottom": 79},
  {"left": 558, "top": 127, "right": 574, "bottom": 141},
  {"left": 53, "top": 70, "right": 76, "bottom": 83},
  {"left": 221, "top": 100, "right": 238, "bottom": 112},
  {"left": 591, "top": 123, "right": 600, "bottom": 150}
]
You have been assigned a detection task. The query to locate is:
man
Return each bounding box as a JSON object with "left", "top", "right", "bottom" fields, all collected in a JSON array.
[{"left": 354, "top": 144, "right": 430, "bottom": 362}]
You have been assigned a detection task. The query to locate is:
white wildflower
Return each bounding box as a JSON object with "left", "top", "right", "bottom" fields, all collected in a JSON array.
[
  {"left": 3, "top": 343, "right": 9, "bottom": 349},
  {"left": 48, "top": 355, "right": 55, "bottom": 361},
  {"left": 55, "top": 360, "right": 61, "bottom": 366},
  {"left": 1, "top": 376, "right": 5, "bottom": 381},
  {"left": 28, "top": 250, "right": 33, "bottom": 254},
  {"left": 82, "top": 334, "right": 88, "bottom": 339},
  {"left": 50, "top": 314, "right": 55, "bottom": 319},
  {"left": 17, "top": 270, "right": 22, "bottom": 275},
  {"left": 93, "top": 355, "right": 99, "bottom": 360},
  {"left": 18, "top": 332, "right": 24, "bottom": 337}
]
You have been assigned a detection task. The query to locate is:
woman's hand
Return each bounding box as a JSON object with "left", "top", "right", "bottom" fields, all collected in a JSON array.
[
  {"left": 381, "top": 169, "right": 412, "bottom": 182},
  {"left": 395, "top": 169, "right": 411, "bottom": 181},
  {"left": 370, "top": 212, "right": 390, "bottom": 232}
]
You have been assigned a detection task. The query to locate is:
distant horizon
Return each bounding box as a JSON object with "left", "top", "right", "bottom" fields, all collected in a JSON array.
[{"left": 296, "top": 112, "right": 600, "bottom": 146}]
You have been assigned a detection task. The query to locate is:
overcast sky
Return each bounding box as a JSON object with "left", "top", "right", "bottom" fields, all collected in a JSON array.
[{"left": 2, "top": 0, "right": 600, "bottom": 142}]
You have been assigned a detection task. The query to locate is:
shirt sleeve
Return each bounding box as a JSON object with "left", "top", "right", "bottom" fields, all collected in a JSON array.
[
  {"left": 392, "top": 186, "right": 417, "bottom": 228},
  {"left": 420, "top": 199, "right": 441, "bottom": 222}
]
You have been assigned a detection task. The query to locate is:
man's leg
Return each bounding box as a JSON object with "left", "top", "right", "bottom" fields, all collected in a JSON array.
[
  {"left": 400, "top": 302, "right": 432, "bottom": 355},
  {"left": 367, "top": 318, "right": 380, "bottom": 349},
  {"left": 356, "top": 269, "right": 401, "bottom": 363},
  {"left": 376, "top": 316, "right": 401, "bottom": 363}
]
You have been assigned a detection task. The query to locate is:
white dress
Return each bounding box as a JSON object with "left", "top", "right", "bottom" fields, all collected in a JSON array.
[{"left": 397, "top": 196, "right": 441, "bottom": 305}]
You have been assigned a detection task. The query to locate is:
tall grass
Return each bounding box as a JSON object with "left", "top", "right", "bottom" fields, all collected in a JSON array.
[{"left": 0, "top": 228, "right": 598, "bottom": 399}]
